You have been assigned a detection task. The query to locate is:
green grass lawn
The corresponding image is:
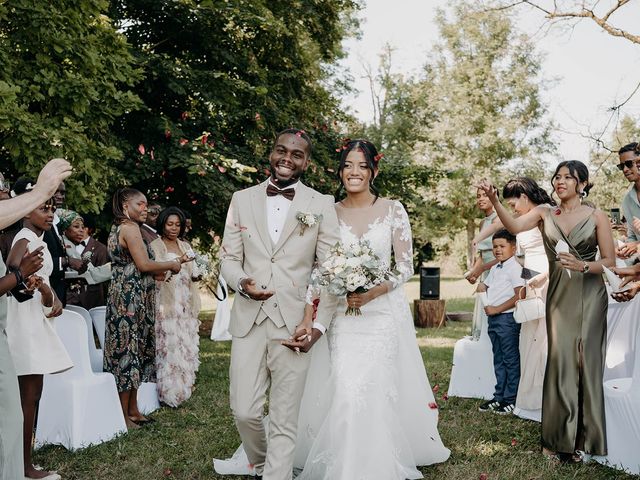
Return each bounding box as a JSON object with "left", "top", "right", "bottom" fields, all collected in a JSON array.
[{"left": 34, "top": 305, "right": 635, "bottom": 480}]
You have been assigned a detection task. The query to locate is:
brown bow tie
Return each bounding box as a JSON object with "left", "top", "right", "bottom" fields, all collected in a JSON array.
[{"left": 266, "top": 184, "right": 296, "bottom": 201}]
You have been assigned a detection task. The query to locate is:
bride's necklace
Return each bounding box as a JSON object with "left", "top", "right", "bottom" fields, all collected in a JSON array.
[{"left": 340, "top": 195, "right": 376, "bottom": 208}]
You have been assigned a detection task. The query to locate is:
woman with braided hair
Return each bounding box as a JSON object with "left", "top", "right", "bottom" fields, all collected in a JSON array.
[{"left": 104, "top": 188, "right": 187, "bottom": 429}]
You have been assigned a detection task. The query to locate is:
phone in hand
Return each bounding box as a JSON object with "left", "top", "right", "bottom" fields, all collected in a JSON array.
[{"left": 611, "top": 208, "right": 621, "bottom": 225}]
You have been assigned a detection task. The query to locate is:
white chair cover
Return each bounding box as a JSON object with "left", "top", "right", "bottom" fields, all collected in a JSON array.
[
  {"left": 137, "top": 382, "right": 160, "bottom": 415},
  {"left": 593, "top": 297, "right": 640, "bottom": 475},
  {"left": 35, "top": 310, "right": 126, "bottom": 450},
  {"left": 447, "top": 295, "right": 496, "bottom": 399},
  {"left": 66, "top": 305, "right": 103, "bottom": 373},
  {"left": 210, "top": 276, "right": 231, "bottom": 341},
  {"left": 89, "top": 306, "right": 106, "bottom": 350}
]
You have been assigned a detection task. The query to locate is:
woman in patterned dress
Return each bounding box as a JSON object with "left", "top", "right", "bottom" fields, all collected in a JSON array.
[{"left": 103, "top": 188, "right": 187, "bottom": 429}]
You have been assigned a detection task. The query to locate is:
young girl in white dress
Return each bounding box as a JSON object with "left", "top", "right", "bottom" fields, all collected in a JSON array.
[{"left": 6, "top": 179, "right": 72, "bottom": 480}]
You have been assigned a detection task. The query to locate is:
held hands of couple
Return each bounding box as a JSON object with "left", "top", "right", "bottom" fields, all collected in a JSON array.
[{"left": 282, "top": 320, "right": 321, "bottom": 354}]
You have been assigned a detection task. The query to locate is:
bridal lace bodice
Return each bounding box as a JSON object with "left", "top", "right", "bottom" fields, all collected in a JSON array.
[
  {"left": 335, "top": 198, "right": 414, "bottom": 289},
  {"left": 306, "top": 198, "right": 414, "bottom": 304}
]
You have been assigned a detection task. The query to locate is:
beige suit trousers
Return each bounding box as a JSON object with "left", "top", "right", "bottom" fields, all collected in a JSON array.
[{"left": 230, "top": 317, "right": 311, "bottom": 479}]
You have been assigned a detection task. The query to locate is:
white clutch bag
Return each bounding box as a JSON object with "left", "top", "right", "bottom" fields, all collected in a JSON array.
[{"left": 513, "top": 287, "right": 545, "bottom": 324}]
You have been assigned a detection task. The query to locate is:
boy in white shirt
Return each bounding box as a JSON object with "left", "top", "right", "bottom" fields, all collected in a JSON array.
[{"left": 476, "top": 229, "right": 524, "bottom": 414}]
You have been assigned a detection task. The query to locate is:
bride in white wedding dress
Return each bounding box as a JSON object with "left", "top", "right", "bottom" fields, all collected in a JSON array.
[{"left": 214, "top": 139, "right": 449, "bottom": 479}]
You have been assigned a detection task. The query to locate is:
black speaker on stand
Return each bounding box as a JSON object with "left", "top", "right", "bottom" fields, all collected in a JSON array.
[{"left": 420, "top": 267, "right": 440, "bottom": 300}]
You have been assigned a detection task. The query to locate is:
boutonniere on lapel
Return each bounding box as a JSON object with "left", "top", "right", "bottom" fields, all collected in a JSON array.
[{"left": 296, "top": 212, "right": 322, "bottom": 236}]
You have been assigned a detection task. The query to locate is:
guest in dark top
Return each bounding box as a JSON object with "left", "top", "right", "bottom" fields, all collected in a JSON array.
[{"left": 140, "top": 202, "right": 161, "bottom": 244}]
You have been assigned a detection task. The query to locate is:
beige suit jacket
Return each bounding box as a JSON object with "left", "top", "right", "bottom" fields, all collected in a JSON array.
[{"left": 220, "top": 180, "right": 340, "bottom": 337}]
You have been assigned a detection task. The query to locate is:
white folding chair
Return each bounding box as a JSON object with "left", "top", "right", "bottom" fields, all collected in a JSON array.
[
  {"left": 89, "top": 306, "right": 106, "bottom": 350},
  {"left": 35, "top": 310, "right": 127, "bottom": 450},
  {"left": 65, "top": 305, "right": 103, "bottom": 372}
]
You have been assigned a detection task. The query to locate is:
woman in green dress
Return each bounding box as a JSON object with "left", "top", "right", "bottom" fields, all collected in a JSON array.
[
  {"left": 478, "top": 160, "right": 615, "bottom": 461},
  {"left": 104, "top": 188, "right": 186, "bottom": 430}
]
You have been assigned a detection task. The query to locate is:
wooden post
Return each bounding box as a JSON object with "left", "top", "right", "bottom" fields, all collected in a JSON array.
[{"left": 414, "top": 299, "right": 446, "bottom": 328}]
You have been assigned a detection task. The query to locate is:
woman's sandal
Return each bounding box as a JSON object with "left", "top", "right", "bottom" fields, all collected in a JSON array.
[{"left": 129, "top": 415, "right": 155, "bottom": 425}]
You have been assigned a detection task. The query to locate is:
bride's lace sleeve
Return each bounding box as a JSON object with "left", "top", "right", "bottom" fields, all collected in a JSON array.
[
  {"left": 305, "top": 264, "right": 322, "bottom": 305},
  {"left": 387, "top": 201, "right": 414, "bottom": 290}
]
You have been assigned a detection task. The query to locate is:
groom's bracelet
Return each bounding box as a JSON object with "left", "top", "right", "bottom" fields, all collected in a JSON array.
[{"left": 236, "top": 278, "right": 251, "bottom": 299}]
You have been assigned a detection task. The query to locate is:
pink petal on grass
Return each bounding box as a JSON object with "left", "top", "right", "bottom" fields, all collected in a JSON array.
[
  {"left": 179, "top": 138, "right": 188, "bottom": 146},
  {"left": 138, "top": 144, "right": 146, "bottom": 155},
  {"left": 479, "top": 474, "right": 488, "bottom": 480},
  {"left": 165, "top": 186, "right": 174, "bottom": 193},
  {"left": 432, "top": 384, "right": 440, "bottom": 393},
  {"left": 428, "top": 402, "right": 438, "bottom": 410},
  {"left": 511, "top": 438, "right": 517, "bottom": 446}
]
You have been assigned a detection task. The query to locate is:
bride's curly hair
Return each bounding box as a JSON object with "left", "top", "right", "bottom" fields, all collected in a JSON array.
[{"left": 334, "top": 139, "right": 380, "bottom": 202}]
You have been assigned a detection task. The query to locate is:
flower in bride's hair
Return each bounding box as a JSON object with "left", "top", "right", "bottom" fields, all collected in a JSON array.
[{"left": 374, "top": 153, "right": 384, "bottom": 163}]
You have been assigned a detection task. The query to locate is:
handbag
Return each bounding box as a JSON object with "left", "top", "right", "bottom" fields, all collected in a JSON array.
[{"left": 513, "top": 285, "right": 545, "bottom": 323}]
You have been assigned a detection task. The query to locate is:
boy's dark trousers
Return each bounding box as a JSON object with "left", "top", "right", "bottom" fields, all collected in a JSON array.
[{"left": 487, "top": 312, "right": 521, "bottom": 404}]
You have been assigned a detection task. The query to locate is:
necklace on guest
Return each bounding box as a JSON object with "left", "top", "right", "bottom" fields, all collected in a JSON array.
[{"left": 555, "top": 203, "right": 581, "bottom": 216}]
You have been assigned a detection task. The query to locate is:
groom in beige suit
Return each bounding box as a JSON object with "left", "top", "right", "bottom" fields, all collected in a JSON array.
[{"left": 220, "top": 129, "right": 339, "bottom": 479}]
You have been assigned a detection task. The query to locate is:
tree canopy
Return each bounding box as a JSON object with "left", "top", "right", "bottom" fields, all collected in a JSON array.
[
  {"left": 0, "top": 0, "right": 141, "bottom": 211},
  {"left": 108, "top": 0, "right": 359, "bottom": 237}
]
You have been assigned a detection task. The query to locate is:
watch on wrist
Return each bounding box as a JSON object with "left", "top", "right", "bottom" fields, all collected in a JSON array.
[
  {"left": 237, "top": 278, "right": 250, "bottom": 299},
  {"left": 582, "top": 262, "right": 590, "bottom": 273}
]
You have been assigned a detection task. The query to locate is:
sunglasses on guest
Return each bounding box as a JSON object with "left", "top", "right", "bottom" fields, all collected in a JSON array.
[{"left": 616, "top": 160, "right": 639, "bottom": 171}]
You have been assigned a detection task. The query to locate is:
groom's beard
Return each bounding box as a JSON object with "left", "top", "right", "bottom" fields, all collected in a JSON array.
[{"left": 270, "top": 167, "right": 302, "bottom": 188}]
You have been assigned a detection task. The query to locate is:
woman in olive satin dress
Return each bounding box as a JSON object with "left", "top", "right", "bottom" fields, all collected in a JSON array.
[{"left": 478, "top": 161, "right": 615, "bottom": 460}]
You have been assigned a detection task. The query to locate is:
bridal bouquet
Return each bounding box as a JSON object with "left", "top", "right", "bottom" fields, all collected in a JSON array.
[{"left": 315, "top": 240, "right": 396, "bottom": 316}]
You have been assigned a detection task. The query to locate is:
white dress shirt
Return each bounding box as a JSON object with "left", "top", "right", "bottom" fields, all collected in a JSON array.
[
  {"left": 254, "top": 180, "right": 325, "bottom": 335},
  {"left": 484, "top": 255, "right": 524, "bottom": 313},
  {"left": 266, "top": 180, "right": 298, "bottom": 244},
  {"left": 75, "top": 237, "right": 89, "bottom": 256}
]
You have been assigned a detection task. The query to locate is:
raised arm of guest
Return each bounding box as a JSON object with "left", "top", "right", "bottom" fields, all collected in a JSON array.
[
  {"left": 0, "top": 159, "right": 72, "bottom": 229},
  {"left": 477, "top": 180, "right": 546, "bottom": 234}
]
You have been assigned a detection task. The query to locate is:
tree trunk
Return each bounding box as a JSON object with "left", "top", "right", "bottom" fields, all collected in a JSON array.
[{"left": 414, "top": 299, "right": 446, "bottom": 328}]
